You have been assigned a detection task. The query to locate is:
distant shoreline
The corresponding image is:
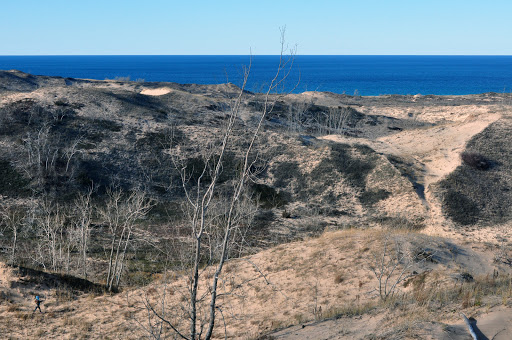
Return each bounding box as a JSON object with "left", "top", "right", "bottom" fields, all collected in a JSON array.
[
  {"left": 0, "top": 69, "right": 512, "bottom": 102},
  {"left": 1, "top": 55, "right": 512, "bottom": 96}
]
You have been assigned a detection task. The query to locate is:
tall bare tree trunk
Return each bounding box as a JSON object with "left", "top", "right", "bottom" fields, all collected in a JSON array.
[{"left": 143, "top": 29, "right": 296, "bottom": 340}]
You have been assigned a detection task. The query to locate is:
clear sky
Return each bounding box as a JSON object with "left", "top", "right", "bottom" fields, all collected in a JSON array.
[{"left": 1, "top": 0, "right": 511, "bottom": 55}]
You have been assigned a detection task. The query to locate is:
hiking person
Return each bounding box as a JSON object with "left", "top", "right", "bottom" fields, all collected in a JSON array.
[{"left": 33, "top": 295, "right": 43, "bottom": 313}]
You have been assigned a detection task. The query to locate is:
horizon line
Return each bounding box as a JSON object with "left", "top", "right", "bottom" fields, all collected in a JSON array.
[{"left": 1, "top": 54, "right": 512, "bottom": 57}]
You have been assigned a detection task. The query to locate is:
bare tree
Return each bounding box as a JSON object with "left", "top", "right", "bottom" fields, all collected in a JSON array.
[
  {"left": 21, "top": 123, "right": 60, "bottom": 190},
  {"left": 0, "top": 204, "right": 26, "bottom": 265},
  {"left": 310, "top": 106, "right": 353, "bottom": 135},
  {"left": 369, "top": 234, "right": 433, "bottom": 301},
  {"left": 286, "top": 97, "right": 312, "bottom": 132},
  {"left": 18, "top": 120, "right": 83, "bottom": 196},
  {"left": 144, "top": 30, "right": 297, "bottom": 340},
  {"left": 325, "top": 106, "right": 352, "bottom": 134},
  {"left": 64, "top": 136, "right": 83, "bottom": 174},
  {"left": 31, "top": 198, "right": 66, "bottom": 271},
  {"left": 99, "top": 187, "right": 153, "bottom": 292},
  {"left": 70, "top": 187, "right": 94, "bottom": 278}
]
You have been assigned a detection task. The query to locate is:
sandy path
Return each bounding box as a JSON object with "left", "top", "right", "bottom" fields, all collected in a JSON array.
[
  {"left": 321, "top": 112, "right": 501, "bottom": 238},
  {"left": 375, "top": 113, "right": 501, "bottom": 188},
  {"left": 375, "top": 113, "right": 501, "bottom": 238}
]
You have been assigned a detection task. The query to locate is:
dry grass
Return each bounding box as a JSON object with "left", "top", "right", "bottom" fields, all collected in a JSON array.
[
  {"left": 412, "top": 273, "right": 512, "bottom": 309},
  {"left": 0, "top": 228, "right": 511, "bottom": 339},
  {"left": 320, "top": 301, "right": 377, "bottom": 320},
  {"left": 14, "top": 311, "right": 31, "bottom": 320},
  {"left": 6, "top": 304, "right": 20, "bottom": 312}
]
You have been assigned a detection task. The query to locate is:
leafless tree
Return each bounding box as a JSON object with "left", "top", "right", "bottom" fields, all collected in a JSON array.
[
  {"left": 18, "top": 120, "right": 83, "bottom": 196},
  {"left": 325, "top": 106, "right": 352, "bottom": 134},
  {"left": 64, "top": 136, "right": 83, "bottom": 174},
  {"left": 30, "top": 198, "right": 66, "bottom": 271},
  {"left": 21, "top": 123, "right": 60, "bottom": 190},
  {"left": 70, "top": 187, "right": 94, "bottom": 278},
  {"left": 286, "top": 97, "right": 312, "bottom": 132},
  {"left": 98, "top": 187, "right": 154, "bottom": 292},
  {"left": 369, "top": 234, "right": 433, "bottom": 301},
  {"left": 310, "top": 106, "right": 353, "bottom": 135},
  {"left": 144, "top": 30, "right": 296, "bottom": 340},
  {"left": 0, "top": 204, "right": 26, "bottom": 265}
]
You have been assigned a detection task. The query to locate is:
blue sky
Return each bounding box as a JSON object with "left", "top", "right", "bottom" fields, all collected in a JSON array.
[{"left": 1, "top": 0, "right": 511, "bottom": 55}]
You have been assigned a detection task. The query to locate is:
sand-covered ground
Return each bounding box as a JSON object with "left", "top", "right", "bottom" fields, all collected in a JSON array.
[{"left": 1, "top": 71, "right": 512, "bottom": 339}]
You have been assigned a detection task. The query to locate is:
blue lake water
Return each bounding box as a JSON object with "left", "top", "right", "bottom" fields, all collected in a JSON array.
[{"left": 1, "top": 55, "right": 511, "bottom": 96}]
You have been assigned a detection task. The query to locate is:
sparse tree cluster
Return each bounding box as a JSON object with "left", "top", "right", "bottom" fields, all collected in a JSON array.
[
  {"left": 0, "top": 96, "right": 159, "bottom": 291},
  {"left": 17, "top": 109, "right": 84, "bottom": 195},
  {"left": 286, "top": 99, "right": 357, "bottom": 135},
  {"left": 0, "top": 186, "right": 153, "bottom": 291},
  {"left": 99, "top": 188, "right": 153, "bottom": 291},
  {"left": 0, "top": 29, "right": 301, "bottom": 340}
]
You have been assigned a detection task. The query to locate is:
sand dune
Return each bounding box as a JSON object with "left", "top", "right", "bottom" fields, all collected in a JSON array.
[
  {"left": 140, "top": 87, "right": 171, "bottom": 96},
  {"left": 2, "top": 71, "right": 512, "bottom": 339}
]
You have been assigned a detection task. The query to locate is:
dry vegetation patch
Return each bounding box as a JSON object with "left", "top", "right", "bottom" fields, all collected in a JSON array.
[
  {"left": 3, "top": 72, "right": 512, "bottom": 339},
  {"left": 0, "top": 227, "right": 511, "bottom": 339}
]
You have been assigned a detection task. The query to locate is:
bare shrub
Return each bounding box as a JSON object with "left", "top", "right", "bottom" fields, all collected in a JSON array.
[
  {"left": 493, "top": 227, "right": 512, "bottom": 266},
  {"left": 460, "top": 151, "right": 490, "bottom": 170},
  {"left": 369, "top": 234, "right": 433, "bottom": 301},
  {"left": 0, "top": 204, "right": 27, "bottom": 265}
]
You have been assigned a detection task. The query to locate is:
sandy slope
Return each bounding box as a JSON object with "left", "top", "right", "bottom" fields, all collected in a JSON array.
[
  {"left": 377, "top": 112, "right": 501, "bottom": 238},
  {"left": 276, "top": 107, "right": 512, "bottom": 339},
  {"left": 321, "top": 108, "right": 502, "bottom": 241},
  {"left": 2, "top": 228, "right": 510, "bottom": 339},
  {"left": 272, "top": 306, "right": 512, "bottom": 340},
  {"left": 375, "top": 113, "right": 501, "bottom": 187},
  {"left": 2, "top": 73, "right": 512, "bottom": 339},
  {"left": 140, "top": 87, "right": 171, "bottom": 96}
]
